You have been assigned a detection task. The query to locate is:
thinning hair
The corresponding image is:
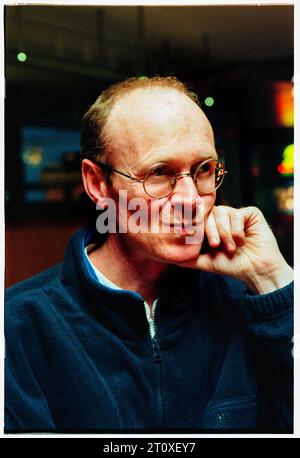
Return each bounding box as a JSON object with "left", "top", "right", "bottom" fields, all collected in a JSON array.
[{"left": 80, "top": 76, "right": 200, "bottom": 164}]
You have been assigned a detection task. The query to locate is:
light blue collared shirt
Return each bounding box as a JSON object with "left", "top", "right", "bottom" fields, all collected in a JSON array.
[{"left": 84, "top": 243, "right": 157, "bottom": 338}]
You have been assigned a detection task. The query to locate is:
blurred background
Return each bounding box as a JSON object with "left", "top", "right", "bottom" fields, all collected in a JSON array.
[{"left": 5, "top": 4, "right": 294, "bottom": 287}]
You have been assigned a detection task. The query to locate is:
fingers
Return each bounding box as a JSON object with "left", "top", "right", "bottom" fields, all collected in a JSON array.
[
  {"left": 230, "top": 209, "right": 246, "bottom": 246},
  {"left": 213, "top": 206, "right": 236, "bottom": 252},
  {"left": 205, "top": 206, "right": 246, "bottom": 253},
  {"left": 205, "top": 211, "right": 221, "bottom": 248}
]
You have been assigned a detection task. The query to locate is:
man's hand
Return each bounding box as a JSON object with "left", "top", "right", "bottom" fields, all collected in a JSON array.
[{"left": 179, "top": 206, "right": 293, "bottom": 294}]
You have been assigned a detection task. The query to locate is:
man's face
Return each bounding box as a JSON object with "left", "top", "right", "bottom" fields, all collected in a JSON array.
[{"left": 103, "top": 88, "right": 217, "bottom": 265}]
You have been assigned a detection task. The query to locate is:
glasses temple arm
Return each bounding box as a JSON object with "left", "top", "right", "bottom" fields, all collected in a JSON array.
[{"left": 98, "top": 163, "right": 143, "bottom": 182}]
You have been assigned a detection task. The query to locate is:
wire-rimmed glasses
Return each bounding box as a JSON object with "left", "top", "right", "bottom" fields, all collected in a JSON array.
[{"left": 98, "top": 158, "right": 227, "bottom": 199}]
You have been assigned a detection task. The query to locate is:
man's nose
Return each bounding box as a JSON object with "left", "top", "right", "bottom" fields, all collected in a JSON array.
[
  {"left": 169, "top": 174, "right": 201, "bottom": 207},
  {"left": 171, "top": 174, "right": 199, "bottom": 197}
]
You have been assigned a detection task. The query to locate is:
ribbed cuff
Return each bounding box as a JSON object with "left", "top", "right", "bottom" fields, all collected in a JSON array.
[{"left": 243, "top": 281, "right": 293, "bottom": 322}]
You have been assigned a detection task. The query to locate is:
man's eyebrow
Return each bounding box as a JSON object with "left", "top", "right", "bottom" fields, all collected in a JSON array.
[{"left": 135, "top": 152, "right": 217, "bottom": 173}]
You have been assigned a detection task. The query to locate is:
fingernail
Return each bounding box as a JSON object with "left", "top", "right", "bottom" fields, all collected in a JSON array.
[
  {"left": 211, "top": 237, "right": 219, "bottom": 245},
  {"left": 227, "top": 242, "right": 236, "bottom": 251}
]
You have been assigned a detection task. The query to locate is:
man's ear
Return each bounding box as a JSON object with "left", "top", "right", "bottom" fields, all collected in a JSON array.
[{"left": 81, "top": 159, "right": 110, "bottom": 204}]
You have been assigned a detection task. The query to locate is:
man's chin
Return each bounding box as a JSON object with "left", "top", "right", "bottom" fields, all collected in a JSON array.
[{"left": 158, "top": 242, "right": 202, "bottom": 265}]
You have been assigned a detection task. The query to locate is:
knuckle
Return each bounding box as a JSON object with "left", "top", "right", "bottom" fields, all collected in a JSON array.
[
  {"left": 214, "top": 205, "right": 226, "bottom": 215},
  {"left": 214, "top": 206, "right": 230, "bottom": 221},
  {"left": 244, "top": 205, "right": 262, "bottom": 215}
]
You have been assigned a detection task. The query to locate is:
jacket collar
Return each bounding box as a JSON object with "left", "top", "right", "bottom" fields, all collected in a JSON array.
[{"left": 62, "top": 224, "right": 200, "bottom": 340}]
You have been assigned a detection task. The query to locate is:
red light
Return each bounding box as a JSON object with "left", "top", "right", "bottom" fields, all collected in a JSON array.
[
  {"left": 278, "top": 163, "right": 284, "bottom": 174},
  {"left": 272, "top": 81, "right": 294, "bottom": 127}
]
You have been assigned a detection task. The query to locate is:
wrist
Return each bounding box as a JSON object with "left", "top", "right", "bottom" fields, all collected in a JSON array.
[{"left": 244, "top": 262, "right": 294, "bottom": 295}]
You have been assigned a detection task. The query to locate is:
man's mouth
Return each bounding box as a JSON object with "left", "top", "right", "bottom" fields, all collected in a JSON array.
[
  {"left": 168, "top": 221, "right": 197, "bottom": 228},
  {"left": 162, "top": 222, "right": 198, "bottom": 233}
]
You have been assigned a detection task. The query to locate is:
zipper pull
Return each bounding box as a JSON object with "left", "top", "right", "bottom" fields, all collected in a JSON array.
[{"left": 152, "top": 339, "right": 162, "bottom": 362}]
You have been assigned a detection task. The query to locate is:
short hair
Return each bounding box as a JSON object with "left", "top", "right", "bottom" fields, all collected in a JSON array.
[{"left": 80, "top": 75, "right": 200, "bottom": 164}]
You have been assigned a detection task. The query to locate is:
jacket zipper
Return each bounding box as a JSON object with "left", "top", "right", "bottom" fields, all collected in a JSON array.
[
  {"left": 152, "top": 339, "right": 162, "bottom": 362},
  {"left": 148, "top": 299, "right": 162, "bottom": 362},
  {"left": 143, "top": 299, "right": 163, "bottom": 426}
]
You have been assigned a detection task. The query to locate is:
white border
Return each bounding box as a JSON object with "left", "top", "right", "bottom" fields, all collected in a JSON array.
[{"left": 1, "top": 0, "right": 297, "bottom": 440}]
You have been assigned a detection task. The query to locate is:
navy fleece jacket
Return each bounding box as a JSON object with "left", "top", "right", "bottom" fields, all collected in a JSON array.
[{"left": 5, "top": 226, "right": 293, "bottom": 433}]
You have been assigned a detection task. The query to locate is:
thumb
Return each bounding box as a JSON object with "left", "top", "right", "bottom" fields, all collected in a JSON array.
[{"left": 176, "top": 253, "right": 216, "bottom": 272}]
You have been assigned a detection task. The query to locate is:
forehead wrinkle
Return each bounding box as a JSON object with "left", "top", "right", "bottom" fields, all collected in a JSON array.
[
  {"left": 135, "top": 141, "right": 217, "bottom": 173},
  {"left": 111, "top": 108, "right": 208, "bottom": 154}
]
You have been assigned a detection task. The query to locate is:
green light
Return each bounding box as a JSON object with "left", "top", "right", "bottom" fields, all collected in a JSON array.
[
  {"left": 278, "top": 143, "right": 294, "bottom": 176},
  {"left": 17, "top": 52, "right": 27, "bottom": 62},
  {"left": 204, "top": 97, "right": 214, "bottom": 107},
  {"left": 282, "top": 144, "right": 294, "bottom": 163}
]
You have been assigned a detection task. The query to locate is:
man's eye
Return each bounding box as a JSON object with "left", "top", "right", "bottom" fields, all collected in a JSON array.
[
  {"left": 150, "top": 166, "right": 173, "bottom": 177},
  {"left": 198, "top": 163, "right": 213, "bottom": 175}
]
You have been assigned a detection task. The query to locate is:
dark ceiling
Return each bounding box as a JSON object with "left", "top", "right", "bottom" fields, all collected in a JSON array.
[{"left": 5, "top": 4, "right": 294, "bottom": 86}]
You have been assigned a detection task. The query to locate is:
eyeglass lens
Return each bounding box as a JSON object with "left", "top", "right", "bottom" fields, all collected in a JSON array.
[{"left": 144, "top": 159, "right": 225, "bottom": 198}]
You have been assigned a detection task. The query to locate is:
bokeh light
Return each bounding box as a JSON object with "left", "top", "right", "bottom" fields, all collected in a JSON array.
[
  {"left": 17, "top": 52, "right": 27, "bottom": 62},
  {"left": 204, "top": 97, "right": 214, "bottom": 107}
]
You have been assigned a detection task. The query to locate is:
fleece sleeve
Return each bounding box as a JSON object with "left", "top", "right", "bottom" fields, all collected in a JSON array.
[
  {"left": 243, "top": 282, "right": 294, "bottom": 432},
  {"left": 5, "top": 361, "right": 56, "bottom": 432},
  {"left": 4, "top": 296, "right": 56, "bottom": 432}
]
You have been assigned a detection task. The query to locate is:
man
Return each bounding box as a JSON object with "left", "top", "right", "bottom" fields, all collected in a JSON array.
[{"left": 5, "top": 76, "right": 293, "bottom": 433}]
